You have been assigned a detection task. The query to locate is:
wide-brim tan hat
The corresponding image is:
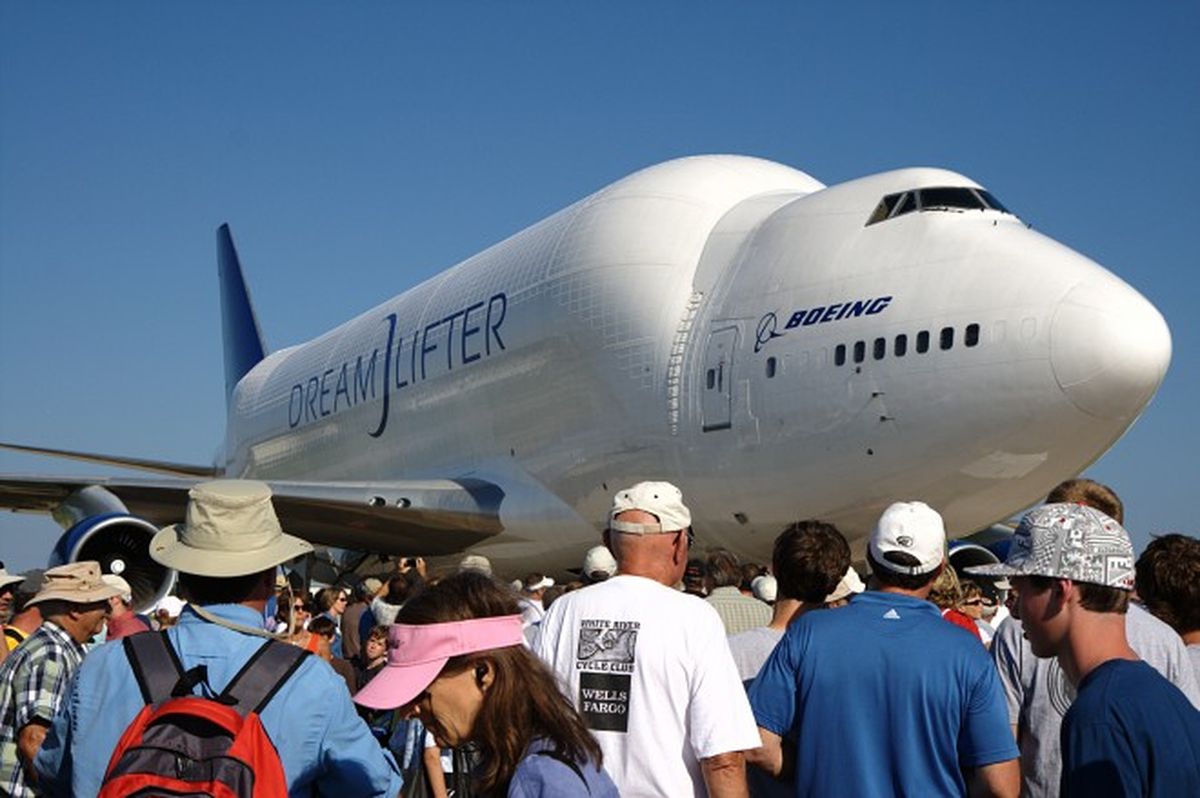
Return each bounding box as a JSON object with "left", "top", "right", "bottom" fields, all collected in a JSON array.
[
  {"left": 28, "top": 561, "right": 123, "bottom": 606},
  {"left": 151, "top": 480, "right": 313, "bottom": 578}
]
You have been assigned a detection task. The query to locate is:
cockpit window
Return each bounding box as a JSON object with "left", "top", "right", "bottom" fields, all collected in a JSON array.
[
  {"left": 866, "top": 186, "right": 1012, "bottom": 226},
  {"left": 865, "top": 192, "right": 904, "bottom": 225},
  {"left": 918, "top": 187, "right": 985, "bottom": 211},
  {"left": 976, "top": 189, "right": 1009, "bottom": 214}
]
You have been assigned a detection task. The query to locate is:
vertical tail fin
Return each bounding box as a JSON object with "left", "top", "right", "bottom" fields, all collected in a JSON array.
[{"left": 217, "top": 224, "right": 268, "bottom": 408}]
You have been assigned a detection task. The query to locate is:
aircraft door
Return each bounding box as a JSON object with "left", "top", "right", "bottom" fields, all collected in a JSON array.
[{"left": 701, "top": 326, "right": 738, "bottom": 432}]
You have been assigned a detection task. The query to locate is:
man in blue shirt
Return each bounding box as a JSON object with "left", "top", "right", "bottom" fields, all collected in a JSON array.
[
  {"left": 747, "top": 502, "right": 1019, "bottom": 797},
  {"left": 34, "top": 480, "right": 405, "bottom": 797},
  {"left": 971, "top": 503, "right": 1200, "bottom": 797}
]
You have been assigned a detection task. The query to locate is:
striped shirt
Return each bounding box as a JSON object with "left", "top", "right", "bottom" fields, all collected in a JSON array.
[{"left": 0, "top": 621, "right": 85, "bottom": 797}]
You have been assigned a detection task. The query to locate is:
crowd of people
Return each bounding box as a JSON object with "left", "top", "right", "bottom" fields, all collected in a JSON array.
[{"left": 0, "top": 474, "right": 1197, "bottom": 797}]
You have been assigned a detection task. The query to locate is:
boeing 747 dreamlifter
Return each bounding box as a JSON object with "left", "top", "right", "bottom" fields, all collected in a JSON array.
[{"left": 0, "top": 155, "right": 1172, "bottom": 607}]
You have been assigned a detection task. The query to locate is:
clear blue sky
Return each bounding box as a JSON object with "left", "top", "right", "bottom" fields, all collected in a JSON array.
[{"left": 2, "top": 4, "right": 1197, "bottom": 571}]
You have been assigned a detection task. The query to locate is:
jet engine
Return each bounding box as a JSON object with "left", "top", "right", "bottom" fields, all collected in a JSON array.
[
  {"left": 47, "top": 486, "right": 174, "bottom": 611},
  {"left": 949, "top": 527, "right": 1011, "bottom": 601}
]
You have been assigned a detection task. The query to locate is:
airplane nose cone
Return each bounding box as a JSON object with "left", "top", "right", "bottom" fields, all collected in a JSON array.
[{"left": 1050, "top": 279, "right": 1172, "bottom": 420}]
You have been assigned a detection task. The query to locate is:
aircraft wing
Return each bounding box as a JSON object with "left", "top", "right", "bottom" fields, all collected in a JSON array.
[{"left": 0, "top": 474, "right": 504, "bottom": 555}]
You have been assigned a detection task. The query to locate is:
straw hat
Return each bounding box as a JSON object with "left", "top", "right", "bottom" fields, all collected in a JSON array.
[
  {"left": 151, "top": 480, "right": 313, "bottom": 578},
  {"left": 27, "top": 562, "right": 123, "bottom": 606}
]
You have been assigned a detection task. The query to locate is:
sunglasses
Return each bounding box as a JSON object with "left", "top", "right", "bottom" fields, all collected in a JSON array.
[{"left": 963, "top": 599, "right": 983, "bottom": 606}]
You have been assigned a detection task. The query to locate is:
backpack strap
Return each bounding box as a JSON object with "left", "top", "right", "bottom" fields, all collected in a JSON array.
[
  {"left": 124, "top": 631, "right": 187, "bottom": 705},
  {"left": 219, "top": 638, "right": 310, "bottom": 715}
]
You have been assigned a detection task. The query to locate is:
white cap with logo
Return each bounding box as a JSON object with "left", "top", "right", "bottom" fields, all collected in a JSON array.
[{"left": 869, "top": 501, "right": 946, "bottom": 576}]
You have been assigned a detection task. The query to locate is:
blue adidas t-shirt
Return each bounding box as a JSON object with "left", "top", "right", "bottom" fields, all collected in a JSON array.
[
  {"left": 749, "top": 591, "right": 1017, "bottom": 798},
  {"left": 1061, "top": 658, "right": 1200, "bottom": 798}
]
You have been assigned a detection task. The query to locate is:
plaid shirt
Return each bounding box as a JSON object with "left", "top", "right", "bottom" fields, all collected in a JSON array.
[
  {"left": 0, "top": 621, "right": 85, "bottom": 797},
  {"left": 705, "top": 586, "right": 772, "bottom": 635}
]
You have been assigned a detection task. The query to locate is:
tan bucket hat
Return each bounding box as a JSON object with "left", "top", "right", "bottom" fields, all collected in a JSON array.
[
  {"left": 151, "top": 480, "right": 313, "bottom": 577},
  {"left": 27, "top": 561, "right": 123, "bottom": 606}
]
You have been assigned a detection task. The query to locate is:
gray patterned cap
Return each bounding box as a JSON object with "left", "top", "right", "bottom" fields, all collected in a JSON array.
[{"left": 966, "top": 503, "right": 1134, "bottom": 589}]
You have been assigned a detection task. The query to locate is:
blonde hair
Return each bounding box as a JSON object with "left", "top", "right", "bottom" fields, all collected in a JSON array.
[{"left": 928, "top": 566, "right": 963, "bottom": 610}]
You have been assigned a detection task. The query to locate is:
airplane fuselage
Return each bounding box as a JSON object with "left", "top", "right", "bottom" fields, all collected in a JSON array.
[{"left": 224, "top": 156, "right": 1171, "bottom": 573}]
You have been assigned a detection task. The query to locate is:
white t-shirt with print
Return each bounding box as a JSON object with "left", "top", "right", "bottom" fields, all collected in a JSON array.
[{"left": 534, "top": 574, "right": 760, "bottom": 798}]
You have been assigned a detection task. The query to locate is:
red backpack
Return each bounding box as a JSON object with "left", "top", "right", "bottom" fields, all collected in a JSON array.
[{"left": 99, "top": 631, "right": 309, "bottom": 798}]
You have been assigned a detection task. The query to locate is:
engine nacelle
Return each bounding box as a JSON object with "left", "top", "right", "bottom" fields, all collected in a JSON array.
[
  {"left": 50, "top": 513, "right": 174, "bottom": 612},
  {"left": 948, "top": 540, "right": 1009, "bottom": 600}
]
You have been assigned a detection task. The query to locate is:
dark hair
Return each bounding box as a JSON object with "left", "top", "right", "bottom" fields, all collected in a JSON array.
[
  {"left": 866, "top": 550, "right": 941, "bottom": 591},
  {"left": 740, "top": 562, "right": 766, "bottom": 592},
  {"left": 178, "top": 569, "right": 268, "bottom": 605},
  {"left": 11, "top": 586, "right": 39, "bottom": 616},
  {"left": 541, "top": 585, "right": 566, "bottom": 611},
  {"left": 396, "top": 571, "right": 602, "bottom": 792},
  {"left": 1026, "top": 575, "right": 1130, "bottom": 614},
  {"left": 308, "top": 614, "right": 337, "bottom": 639},
  {"left": 772, "top": 521, "right": 851, "bottom": 602},
  {"left": 1136, "top": 534, "right": 1200, "bottom": 634},
  {"left": 704, "top": 549, "right": 742, "bottom": 589},
  {"left": 384, "top": 572, "right": 421, "bottom": 606},
  {"left": 1046, "top": 479, "right": 1124, "bottom": 524}
]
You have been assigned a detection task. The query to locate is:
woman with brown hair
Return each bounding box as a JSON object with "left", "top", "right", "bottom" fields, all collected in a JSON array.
[{"left": 355, "top": 571, "right": 617, "bottom": 797}]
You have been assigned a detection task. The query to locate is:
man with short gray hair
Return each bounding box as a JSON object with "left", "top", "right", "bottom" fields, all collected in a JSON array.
[
  {"left": 536, "top": 481, "right": 759, "bottom": 797},
  {"left": 705, "top": 548, "right": 771, "bottom": 635}
]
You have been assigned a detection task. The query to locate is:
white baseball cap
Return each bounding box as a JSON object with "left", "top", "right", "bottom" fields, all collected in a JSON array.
[
  {"left": 869, "top": 501, "right": 946, "bottom": 576},
  {"left": 582, "top": 546, "right": 617, "bottom": 579},
  {"left": 609, "top": 481, "right": 692, "bottom": 534},
  {"left": 101, "top": 574, "right": 133, "bottom": 604},
  {"left": 751, "top": 574, "right": 777, "bottom": 603}
]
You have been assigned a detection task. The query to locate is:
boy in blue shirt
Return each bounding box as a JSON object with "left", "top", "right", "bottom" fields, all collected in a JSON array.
[{"left": 971, "top": 503, "right": 1200, "bottom": 798}]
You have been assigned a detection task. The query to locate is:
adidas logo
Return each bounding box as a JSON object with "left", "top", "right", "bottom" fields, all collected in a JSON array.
[{"left": 883, "top": 609, "right": 901, "bottom": 620}]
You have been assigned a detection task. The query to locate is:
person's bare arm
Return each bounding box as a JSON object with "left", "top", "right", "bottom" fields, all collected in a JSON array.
[
  {"left": 968, "top": 759, "right": 1020, "bottom": 798},
  {"left": 744, "top": 720, "right": 792, "bottom": 777},
  {"left": 423, "top": 745, "right": 448, "bottom": 798},
  {"left": 17, "top": 721, "right": 49, "bottom": 781},
  {"left": 700, "top": 751, "right": 749, "bottom": 798}
]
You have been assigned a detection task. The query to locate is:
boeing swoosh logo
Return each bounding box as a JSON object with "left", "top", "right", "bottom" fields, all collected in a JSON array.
[{"left": 755, "top": 312, "right": 782, "bottom": 353}]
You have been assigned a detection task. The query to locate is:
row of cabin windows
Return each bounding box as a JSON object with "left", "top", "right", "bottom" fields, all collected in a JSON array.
[
  {"left": 834, "top": 323, "right": 980, "bottom": 367},
  {"left": 761, "top": 322, "right": 981, "bottom": 379}
]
